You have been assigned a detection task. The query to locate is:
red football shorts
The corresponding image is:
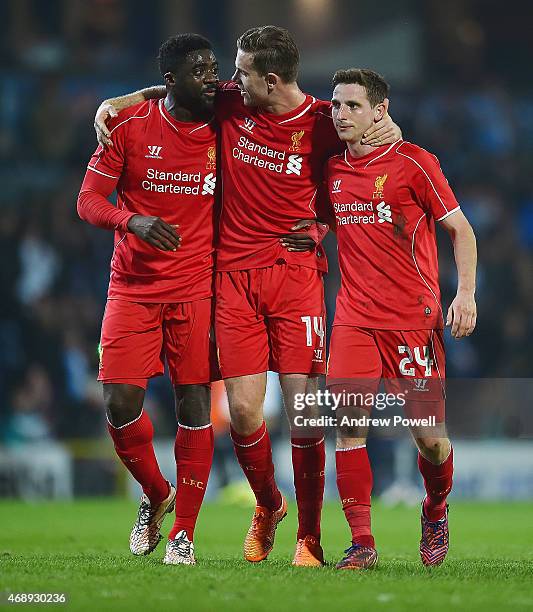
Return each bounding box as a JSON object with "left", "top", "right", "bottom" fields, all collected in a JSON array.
[
  {"left": 215, "top": 264, "right": 326, "bottom": 378},
  {"left": 327, "top": 326, "right": 446, "bottom": 422},
  {"left": 98, "top": 298, "right": 219, "bottom": 388}
]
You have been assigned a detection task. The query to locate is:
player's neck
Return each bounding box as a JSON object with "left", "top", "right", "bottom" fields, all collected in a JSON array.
[
  {"left": 260, "top": 83, "right": 306, "bottom": 115},
  {"left": 347, "top": 141, "right": 376, "bottom": 159},
  {"left": 164, "top": 94, "right": 212, "bottom": 124}
]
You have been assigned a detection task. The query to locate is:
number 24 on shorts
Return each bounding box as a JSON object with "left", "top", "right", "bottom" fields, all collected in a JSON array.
[{"left": 398, "top": 345, "right": 433, "bottom": 377}]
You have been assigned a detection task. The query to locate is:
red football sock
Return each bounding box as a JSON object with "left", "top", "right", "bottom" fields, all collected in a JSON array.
[
  {"left": 231, "top": 421, "right": 282, "bottom": 511},
  {"left": 169, "top": 423, "right": 214, "bottom": 541},
  {"left": 336, "top": 445, "right": 374, "bottom": 548},
  {"left": 418, "top": 446, "right": 454, "bottom": 521},
  {"left": 107, "top": 410, "right": 169, "bottom": 506},
  {"left": 291, "top": 436, "right": 325, "bottom": 541}
]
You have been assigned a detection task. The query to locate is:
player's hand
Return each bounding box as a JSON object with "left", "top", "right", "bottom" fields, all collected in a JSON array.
[
  {"left": 280, "top": 219, "right": 328, "bottom": 252},
  {"left": 361, "top": 112, "right": 402, "bottom": 147},
  {"left": 94, "top": 101, "right": 118, "bottom": 148},
  {"left": 127, "top": 215, "right": 181, "bottom": 251},
  {"left": 446, "top": 290, "right": 477, "bottom": 339}
]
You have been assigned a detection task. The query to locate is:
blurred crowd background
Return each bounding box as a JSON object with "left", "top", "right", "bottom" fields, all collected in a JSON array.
[{"left": 1, "top": 0, "right": 532, "bottom": 499}]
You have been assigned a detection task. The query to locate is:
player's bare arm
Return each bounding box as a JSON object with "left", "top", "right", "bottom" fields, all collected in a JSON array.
[
  {"left": 95, "top": 86, "right": 166, "bottom": 147},
  {"left": 440, "top": 210, "right": 477, "bottom": 339},
  {"left": 127, "top": 215, "right": 181, "bottom": 251}
]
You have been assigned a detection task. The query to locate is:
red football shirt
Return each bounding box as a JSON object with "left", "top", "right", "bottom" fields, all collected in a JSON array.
[
  {"left": 78, "top": 98, "right": 217, "bottom": 303},
  {"left": 327, "top": 140, "right": 461, "bottom": 330},
  {"left": 214, "top": 82, "right": 341, "bottom": 272}
]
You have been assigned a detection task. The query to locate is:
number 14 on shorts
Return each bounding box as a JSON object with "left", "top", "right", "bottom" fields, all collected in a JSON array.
[{"left": 301, "top": 316, "right": 325, "bottom": 360}]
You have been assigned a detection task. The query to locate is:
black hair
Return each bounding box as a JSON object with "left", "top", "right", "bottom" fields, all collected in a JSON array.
[{"left": 158, "top": 33, "right": 213, "bottom": 75}]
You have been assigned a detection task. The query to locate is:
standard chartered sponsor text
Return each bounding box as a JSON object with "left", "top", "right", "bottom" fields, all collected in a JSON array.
[
  {"left": 232, "top": 135, "right": 287, "bottom": 173},
  {"left": 142, "top": 168, "right": 202, "bottom": 194},
  {"left": 335, "top": 201, "right": 376, "bottom": 225}
]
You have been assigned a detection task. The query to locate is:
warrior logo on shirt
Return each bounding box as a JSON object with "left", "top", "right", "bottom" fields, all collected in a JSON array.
[
  {"left": 332, "top": 179, "right": 342, "bottom": 194},
  {"left": 289, "top": 130, "right": 305, "bottom": 152},
  {"left": 145, "top": 145, "right": 163, "bottom": 159},
  {"left": 373, "top": 173, "right": 388, "bottom": 199},
  {"left": 240, "top": 118, "right": 256, "bottom": 134},
  {"left": 206, "top": 145, "right": 216, "bottom": 170}
]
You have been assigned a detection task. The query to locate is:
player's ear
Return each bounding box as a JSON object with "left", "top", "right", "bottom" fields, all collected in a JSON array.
[
  {"left": 374, "top": 99, "right": 389, "bottom": 121},
  {"left": 266, "top": 72, "right": 278, "bottom": 92},
  {"left": 164, "top": 72, "right": 176, "bottom": 88}
]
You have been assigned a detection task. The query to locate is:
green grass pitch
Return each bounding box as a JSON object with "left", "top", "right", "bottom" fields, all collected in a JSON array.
[{"left": 1, "top": 500, "right": 532, "bottom": 611}]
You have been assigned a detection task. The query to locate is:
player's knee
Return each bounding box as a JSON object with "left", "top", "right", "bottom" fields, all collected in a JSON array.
[
  {"left": 336, "top": 436, "right": 367, "bottom": 449},
  {"left": 228, "top": 399, "right": 263, "bottom": 437},
  {"left": 335, "top": 405, "right": 370, "bottom": 443},
  {"left": 175, "top": 384, "right": 211, "bottom": 427},
  {"left": 417, "top": 436, "right": 450, "bottom": 463},
  {"left": 103, "top": 384, "right": 144, "bottom": 427}
]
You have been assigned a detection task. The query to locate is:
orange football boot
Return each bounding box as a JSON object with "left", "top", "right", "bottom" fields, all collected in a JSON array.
[
  {"left": 244, "top": 496, "right": 288, "bottom": 562},
  {"left": 292, "top": 535, "right": 325, "bottom": 567}
]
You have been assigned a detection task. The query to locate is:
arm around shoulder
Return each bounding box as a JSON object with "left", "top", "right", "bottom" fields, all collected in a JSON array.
[{"left": 95, "top": 85, "right": 166, "bottom": 147}]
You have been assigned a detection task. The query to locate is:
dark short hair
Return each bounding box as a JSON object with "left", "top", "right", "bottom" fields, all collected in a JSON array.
[
  {"left": 158, "top": 33, "right": 213, "bottom": 75},
  {"left": 237, "top": 26, "right": 299, "bottom": 83},
  {"left": 332, "top": 69, "right": 390, "bottom": 107}
]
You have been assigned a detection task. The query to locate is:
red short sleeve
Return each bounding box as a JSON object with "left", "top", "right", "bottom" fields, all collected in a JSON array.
[{"left": 397, "top": 142, "right": 460, "bottom": 221}]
